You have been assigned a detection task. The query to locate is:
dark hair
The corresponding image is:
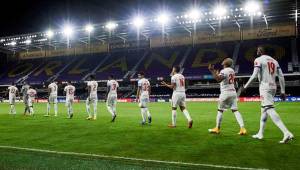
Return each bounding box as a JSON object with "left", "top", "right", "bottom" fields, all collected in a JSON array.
[
  {"left": 173, "top": 65, "right": 181, "bottom": 73},
  {"left": 90, "top": 74, "right": 96, "bottom": 80},
  {"left": 138, "top": 71, "right": 145, "bottom": 76},
  {"left": 109, "top": 75, "right": 114, "bottom": 79},
  {"left": 258, "top": 45, "right": 271, "bottom": 55}
]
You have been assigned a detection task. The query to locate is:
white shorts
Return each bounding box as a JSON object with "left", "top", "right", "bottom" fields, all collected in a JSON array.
[
  {"left": 171, "top": 92, "right": 186, "bottom": 108},
  {"left": 218, "top": 93, "right": 238, "bottom": 110},
  {"left": 139, "top": 96, "right": 149, "bottom": 108},
  {"left": 48, "top": 95, "right": 57, "bottom": 104},
  {"left": 107, "top": 95, "right": 117, "bottom": 107},
  {"left": 9, "top": 96, "right": 16, "bottom": 105},
  {"left": 86, "top": 97, "right": 98, "bottom": 105},
  {"left": 65, "top": 98, "right": 74, "bottom": 106},
  {"left": 260, "top": 89, "right": 276, "bottom": 107}
]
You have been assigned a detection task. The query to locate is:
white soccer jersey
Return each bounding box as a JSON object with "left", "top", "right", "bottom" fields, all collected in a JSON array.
[
  {"left": 64, "top": 85, "right": 75, "bottom": 99},
  {"left": 171, "top": 73, "right": 186, "bottom": 92},
  {"left": 107, "top": 80, "right": 119, "bottom": 95},
  {"left": 27, "top": 89, "right": 37, "bottom": 100},
  {"left": 87, "top": 81, "right": 98, "bottom": 98},
  {"left": 48, "top": 83, "right": 58, "bottom": 96},
  {"left": 8, "top": 86, "right": 18, "bottom": 98},
  {"left": 219, "top": 67, "right": 236, "bottom": 94},
  {"left": 254, "top": 55, "right": 280, "bottom": 90},
  {"left": 138, "top": 78, "right": 150, "bottom": 96}
]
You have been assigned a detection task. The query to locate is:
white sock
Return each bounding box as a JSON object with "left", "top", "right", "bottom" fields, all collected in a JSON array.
[
  {"left": 69, "top": 104, "right": 73, "bottom": 115},
  {"left": 258, "top": 108, "right": 268, "bottom": 136},
  {"left": 107, "top": 105, "right": 115, "bottom": 117},
  {"left": 216, "top": 111, "right": 223, "bottom": 128},
  {"left": 86, "top": 99, "right": 91, "bottom": 117},
  {"left": 93, "top": 103, "right": 97, "bottom": 119},
  {"left": 30, "top": 107, "right": 34, "bottom": 115},
  {"left": 141, "top": 108, "right": 146, "bottom": 122},
  {"left": 112, "top": 106, "right": 116, "bottom": 116},
  {"left": 172, "top": 110, "right": 177, "bottom": 126},
  {"left": 267, "top": 108, "right": 290, "bottom": 135},
  {"left": 47, "top": 103, "right": 50, "bottom": 115},
  {"left": 10, "top": 105, "right": 16, "bottom": 114},
  {"left": 145, "top": 108, "right": 151, "bottom": 118},
  {"left": 54, "top": 103, "right": 58, "bottom": 116},
  {"left": 233, "top": 111, "right": 244, "bottom": 128},
  {"left": 182, "top": 109, "right": 192, "bottom": 122}
]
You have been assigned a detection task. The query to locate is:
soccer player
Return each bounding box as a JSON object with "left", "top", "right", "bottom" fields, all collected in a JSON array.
[
  {"left": 243, "top": 46, "right": 294, "bottom": 143},
  {"left": 21, "top": 82, "right": 30, "bottom": 115},
  {"left": 106, "top": 75, "right": 119, "bottom": 122},
  {"left": 45, "top": 81, "right": 58, "bottom": 117},
  {"left": 64, "top": 82, "right": 75, "bottom": 119},
  {"left": 161, "top": 66, "right": 193, "bottom": 128},
  {"left": 208, "top": 58, "right": 247, "bottom": 135},
  {"left": 136, "top": 72, "right": 152, "bottom": 125},
  {"left": 86, "top": 75, "right": 98, "bottom": 120},
  {"left": 7, "top": 82, "right": 18, "bottom": 115},
  {"left": 27, "top": 87, "right": 37, "bottom": 116}
]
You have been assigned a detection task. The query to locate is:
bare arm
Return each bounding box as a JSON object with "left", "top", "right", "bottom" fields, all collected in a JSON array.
[
  {"left": 161, "top": 81, "right": 175, "bottom": 89},
  {"left": 244, "top": 67, "right": 260, "bottom": 89},
  {"left": 208, "top": 64, "right": 224, "bottom": 83},
  {"left": 277, "top": 68, "right": 285, "bottom": 94},
  {"left": 136, "top": 87, "right": 141, "bottom": 101}
]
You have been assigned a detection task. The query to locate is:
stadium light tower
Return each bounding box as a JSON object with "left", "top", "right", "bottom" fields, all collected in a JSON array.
[
  {"left": 63, "top": 25, "right": 74, "bottom": 37},
  {"left": 85, "top": 24, "right": 94, "bottom": 33},
  {"left": 10, "top": 41, "right": 16, "bottom": 46},
  {"left": 133, "top": 16, "right": 144, "bottom": 28},
  {"left": 188, "top": 9, "right": 201, "bottom": 19},
  {"left": 244, "top": 1, "right": 261, "bottom": 14},
  {"left": 46, "top": 30, "right": 54, "bottom": 38},
  {"left": 157, "top": 13, "right": 170, "bottom": 25},
  {"left": 105, "top": 22, "right": 118, "bottom": 30},
  {"left": 213, "top": 5, "right": 227, "bottom": 17},
  {"left": 25, "top": 39, "right": 31, "bottom": 45}
]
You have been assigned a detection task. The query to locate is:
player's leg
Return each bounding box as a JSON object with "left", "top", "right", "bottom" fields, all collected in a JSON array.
[
  {"left": 179, "top": 94, "right": 192, "bottom": 128},
  {"left": 209, "top": 94, "right": 226, "bottom": 133},
  {"left": 92, "top": 98, "right": 98, "bottom": 120},
  {"left": 106, "top": 96, "right": 114, "bottom": 116},
  {"left": 28, "top": 100, "right": 34, "bottom": 116},
  {"left": 111, "top": 97, "right": 117, "bottom": 122},
  {"left": 54, "top": 97, "right": 58, "bottom": 116},
  {"left": 169, "top": 94, "right": 178, "bottom": 128},
  {"left": 144, "top": 97, "right": 152, "bottom": 123},
  {"left": 231, "top": 95, "right": 246, "bottom": 135},
  {"left": 46, "top": 96, "right": 51, "bottom": 116},
  {"left": 252, "top": 107, "right": 268, "bottom": 139},
  {"left": 139, "top": 99, "right": 147, "bottom": 125},
  {"left": 86, "top": 97, "right": 92, "bottom": 120},
  {"left": 69, "top": 99, "right": 74, "bottom": 118}
]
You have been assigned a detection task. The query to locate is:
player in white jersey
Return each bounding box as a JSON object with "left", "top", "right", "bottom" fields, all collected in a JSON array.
[
  {"left": 106, "top": 75, "right": 119, "bottom": 122},
  {"left": 208, "top": 58, "right": 247, "bottom": 135},
  {"left": 86, "top": 75, "right": 98, "bottom": 120},
  {"left": 243, "top": 46, "right": 293, "bottom": 143},
  {"left": 7, "top": 82, "right": 18, "bottom": 115},
  {"left": 21, "top": 82, "right": 30, "bottom": 115},
  {"left": 161, "top": 66, "right": 193, "bottom": 128},
  {"left": 27, "top": 87, "right": 37, "bottom": 116},
  {"left": 45, "top": 81, "right": 58, "bottom": 117},
  {"left": 136, "top": 72, "right": 152, "bottom": 125},
  {"left": 64, "top": 82, "right": 76, "bottom": 119}
]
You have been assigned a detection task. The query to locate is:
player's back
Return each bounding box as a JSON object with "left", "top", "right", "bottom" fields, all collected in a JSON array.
[
  {"left": 255, "top": 55, "right": 280, "bottom": 90},
  {"left": 65, "top": 85, "right": 75, "bottom": 98},
  {"left": 220, "top": 67, "right": 236, "bottom": 93},
  {"left": 171, "top": 73, "right": 185, "bottom": 92},
  {"left": 22, "top": 85, "right": 29, "bottom": 96},
  {"left": 48, "top": 83, "right": 58, "bottom": 96},
  {"left": 108, "top": 80, "right": 119, "bottom": 95},
  {"left": 88, "top": 81, "right": 98, "bottom": 96},
  {"left": 8, "top": 86, "right": 17, "bottom": 96},
  {"left": 139, "top": 78, "right": 150, "bottom": 95},
  {"left": 27, "top": 89, "right": 36, "bottom": 98}
]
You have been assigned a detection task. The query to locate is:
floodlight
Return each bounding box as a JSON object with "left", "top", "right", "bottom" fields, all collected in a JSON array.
[
  {"left": 244, "top": 1, "right": 260, "bottom": 13},
  {"left": 213, "top": 5, "right": 227, "bottom": 17},
  {"left": 157, "top": 13, "right": 169, "bottom": 24},
  {"left": 105, "top": 22, "right": 117, "bottom": 30},
  {"left": 10, "top": 41, "right": 16, "bottom": 46},
  {"left": 46, "top": 30, "right": 54, "bottom": 38},
  {"left": 133, "top": 17, "right": 144, "bottom": 28},
  {"left": 25, "top": 39, "right": 31, "bottom": 45},
  {"left": 188, "top": 9, "right": 201, "bottom": 19},
  {"left": 63, "top": 25, "right": 74, "bottom": 37},
  {"left": 85, "top": 24, "right": 94, "bottom": 33}
]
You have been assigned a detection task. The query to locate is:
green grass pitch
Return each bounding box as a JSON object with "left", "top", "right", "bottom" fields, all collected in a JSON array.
[{"left": 0, "top": 102, "right": 299, "bottom": 170}]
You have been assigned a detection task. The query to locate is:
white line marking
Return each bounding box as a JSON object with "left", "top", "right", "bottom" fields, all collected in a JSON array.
[{"left": 0, "top": 145, "right": 268, "bottom": 170}]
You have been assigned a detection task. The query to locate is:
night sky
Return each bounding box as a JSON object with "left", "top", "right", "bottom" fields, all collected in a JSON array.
[{"left": 0, "top": 0, "right": 242, "bottom": 37}]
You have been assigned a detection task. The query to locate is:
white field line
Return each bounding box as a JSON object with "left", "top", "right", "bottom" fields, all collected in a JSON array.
[{"left": 0, "top": 145, "right": 268, "bottom": 170}]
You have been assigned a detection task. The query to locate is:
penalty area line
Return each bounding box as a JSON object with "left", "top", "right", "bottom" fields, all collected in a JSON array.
[{"left": 0, "top": 145, "right": 268, "bottom": 170}]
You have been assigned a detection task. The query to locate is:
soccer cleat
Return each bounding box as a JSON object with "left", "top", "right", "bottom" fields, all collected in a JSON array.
[
  {"left": 141, "top": 121, "right": 146, "bottom": 125},
  {"left": 238, "top": 128, "right": 247, "bottom": 135},
  {"left": 252, "top": 134, "right": 263, "bottom": 140},
  {"left": 188, "top": 120, "right": 193, "bottom": 128},
  {"left": 208, "top": 127, "right": 220, "bottom": 134},
  {"left": 86, "top": 117, "right": 92, "bottom": 120},
  {"left": 111, "top": 115, "right": 117, "bottom": 122},
  {"left": 168, "top": 124, "right": 176, "bottom": 128},
  {"left": 44, "top": 114, "right": 50, "bottom": 117},
  {"left": 69, "top": 114, "right": 73, "bottom": 119},
  {"left": 148, "top": 116, "right": 152, "bottom": 124},
  {"left": 279, "top": 133, "right": 294, "bottom": 144}
]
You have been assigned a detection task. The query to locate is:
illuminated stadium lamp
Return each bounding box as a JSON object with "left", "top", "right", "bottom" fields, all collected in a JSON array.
[
  {"left": 187, "top": 9, "right": 201, "bottom": 19},
  {"left": 244, "top": 1, "right": 260, "bottom": 14},
  {"left": 157, "top": 13, "right": 170, "bottom": 25},
  {"left": 85, "top": 24, "right": 94, "bottom": 33},
  {"left": 63, "top": 25, "right": 74, "bottom": 37},
  {"left": 25, "top": 39, "right": 31, "bottom": 45},
  {"left": 133, "top": 17, "right": 144, "bottom": 28},
  {"left": 46, "top": 30, "right": 54, "bottom": 38},
  {"left": 213, "top": 5, "right": 227, "bottom": 17},
  {"left": 105, "top": 22, "right": 118, "bottom": 30},
  {"left": 10, "top": 41, "right": 16, "bottom": 46}
]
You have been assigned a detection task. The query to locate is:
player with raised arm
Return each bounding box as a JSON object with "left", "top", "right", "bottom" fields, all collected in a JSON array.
[
  {"left": 7, "top": 82, "right": 18, "bottom": 115},
  {"left": 106, "top": 75, "right": 119, "bottom": 122},
  {"left": 136, "top": 72, "right": 152, "bottom": 125},
  {"left": 64, "top": 82, "right": 76, "bottom": 119},
  {"left": 208, "top": 58, "right": 247, "bottom": 135},
  {"left": 45, "top": 81, "right": 58, "bottom": 117},
  {"left": 21, "top": 82, "right": 30, "bottom": 115},
  {"left": 27, "top": 87, "right": 37, "bottom": 116},
  {"left": 161, "top": 66, "right": 193, "bottom": 128},
  {"left": 243, "top": 46, "right": 294, "bottom": 143},
  {"left": 86, "top": 74, "right": 98, "bottom": 120}
]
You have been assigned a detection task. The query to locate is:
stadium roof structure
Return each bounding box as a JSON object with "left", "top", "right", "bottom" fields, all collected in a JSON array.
[{"left": 0, "top": 0, "right": 298, "bottom": 54}]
